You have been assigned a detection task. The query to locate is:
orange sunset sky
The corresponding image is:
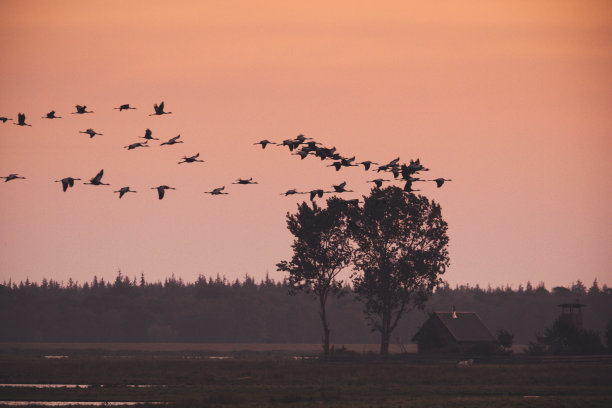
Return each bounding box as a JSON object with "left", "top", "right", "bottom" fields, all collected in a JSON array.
[{"left": 1, "top": 0, "right": 611, "bottom": 288}]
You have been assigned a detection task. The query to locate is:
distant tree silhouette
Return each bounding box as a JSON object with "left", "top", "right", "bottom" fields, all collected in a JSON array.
[
  {"left": 1, "top": 272, "right": 610, "bottom": 345},
  {"left": 347, "top": 187, "right": 449, "bottom": 354},
  {"left": 588, "top": 279, "right": 600, "bottom": 296},
  {"left": 277, "top": 199, "right": 352, "bottom": 354}
]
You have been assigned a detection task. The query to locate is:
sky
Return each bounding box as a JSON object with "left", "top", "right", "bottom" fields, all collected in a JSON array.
[{"left": 1, "top": 0, "right": 611, "bottom": 289}]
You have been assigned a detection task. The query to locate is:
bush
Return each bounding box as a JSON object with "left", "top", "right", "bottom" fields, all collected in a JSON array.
[
  {"left": 526, "top": 316, "right": 606, "bottom": 355},
  {"left": 497, "top": 329, "right": 514, "bottom": 351}
]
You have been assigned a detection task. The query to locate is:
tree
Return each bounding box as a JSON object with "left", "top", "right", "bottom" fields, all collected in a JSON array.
[
  {"left": 588, "top": 279, "right": 600, "bottom": 296},
  {"left": 348, "top": 187, "right": 450, "bottom": 354},
  {"left": 497, "top": 328, "right": 514, "bottom": 352},
  {"left": 571, "top": 280, "right": 587, "bottom": 296},
  {"left": 277, "top": 199, "right": 352, "bottom": 354}
]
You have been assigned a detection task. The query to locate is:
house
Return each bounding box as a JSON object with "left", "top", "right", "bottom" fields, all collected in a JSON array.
[{"left": 412, "top": 310, "right": 496, "bottom": 354}]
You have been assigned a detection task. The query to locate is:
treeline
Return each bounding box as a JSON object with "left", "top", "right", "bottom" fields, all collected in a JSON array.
[{"left": 1, "top": 273, "right": 611, "bottom": 345}]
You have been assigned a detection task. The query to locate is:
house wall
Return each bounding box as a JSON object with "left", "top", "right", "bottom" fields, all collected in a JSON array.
[{"left": 416, "top": 315, "right": 456, "bottom": 353}]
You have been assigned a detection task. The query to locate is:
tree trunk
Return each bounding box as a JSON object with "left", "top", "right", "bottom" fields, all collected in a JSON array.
[
  {"left": 380, "top": 303, "right": 391, "bottom": 355},
  {"left": 380, "top": 330, "right": 390, "bottom": 355},
  {"left": 319, "top": 296, "right": 331, "bottom": 355}
]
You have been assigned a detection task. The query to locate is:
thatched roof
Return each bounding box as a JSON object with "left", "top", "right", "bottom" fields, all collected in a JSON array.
[{"left": 413, "top": 312, "right": 495, "bottom": 343}]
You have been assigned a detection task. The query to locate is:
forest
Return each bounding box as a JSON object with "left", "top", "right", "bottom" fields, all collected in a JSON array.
[{"left": 1, "top": 272, "right": 611, "bottom": 347}]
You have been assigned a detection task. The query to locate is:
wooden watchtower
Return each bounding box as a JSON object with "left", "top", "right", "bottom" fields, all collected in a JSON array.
[{"left": 558, "top": 303, "right": 585, "bottom": 328}]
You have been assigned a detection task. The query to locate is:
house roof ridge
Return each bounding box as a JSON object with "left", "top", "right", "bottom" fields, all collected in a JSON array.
[{"left": 413, "top": 311, "right": 495, "bottom": 343}]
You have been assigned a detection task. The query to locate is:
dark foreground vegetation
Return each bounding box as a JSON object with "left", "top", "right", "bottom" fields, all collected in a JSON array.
[
  {"left": 1, "top": 352, "right": 612, "bottom": 407},
  {"left": 1, "top": 275, "right": 611, "bottom": 347}
]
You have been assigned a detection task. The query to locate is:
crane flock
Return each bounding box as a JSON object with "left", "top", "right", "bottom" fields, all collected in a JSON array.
[{"left": 1, "top": 102, "right": 451, "bottom": 201}]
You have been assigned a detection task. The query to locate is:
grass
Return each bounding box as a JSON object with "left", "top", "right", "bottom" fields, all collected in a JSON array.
[
  {"left": 0, "top": 342, "right": 415, "bottom": 355},
  {"left": 0, "top": 346, "right": 611, "bottom": 407}
]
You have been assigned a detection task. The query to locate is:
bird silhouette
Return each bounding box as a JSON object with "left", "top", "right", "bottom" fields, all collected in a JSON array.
[
  {"left": 84, "top": 169, "right": 109, "bottom": 186},
  {"left": 139, "top": 129, "right": 158, "bottom": 140},
  {"left": 429, "top": 178, "right": 452, "bottom": 188},
  {"left": 42, "top": 110, "right": 61, "bottom": 119},
  {"left": 80, "top": 128, "right": 103, "bottom": 138},
  {"left": 293, "top": 150, "right": 311, "bottom": 160},
  {"left": 160, "top": 135, "right": 183, "bottom": 146},
  {"left": 279, "top": 139, "right": 300, "bottom": 152},
  {"left": 254, "top": 140, "right": 275, "bottom": 149},
  {"left": 293, "top": 134, "right": 312, "bottom": 146},
  {"left": 178, "top": 153, "right": 204, "bottom": 164},
  {"left": 1, "top": 174, "right": 26, "bottom": 182},
  {"left": 406, "top": 158, "right": 429, "bottom": 173},
  {"left": 150, "top": 101, "right": 171, "bottom": 116},
  {"left": 204, "top": 186, "right": 228, "bottom": 195},
  {"left": 0, "top": 116, "right": 13, "bottom": 123},
  {"left": 332, "top": 182, "right": 353, "bottom": 193},
  {"left": 309, "top": 189, "right": 331, "bottom": 201},
  {"left": 403, "top": 178, "right": 416, "bottom": 192},
  {"left": 114, "top": 186, "right": 137, "bottom": 198},
  {"left": 15, "top": 113, "right": 31, "bottom": 126},
  {"left": 55, "top": 177, "right": 81, "bottom": 192},
  {"left": 368, "top": 178, "right": 390, "bottom": 188},
  {"left": 402, "top": 178, "right": 421, "bottom": 193},
  {"left": 114, "top": 104, "right": 136, "bottom": 111},
  {"left": 152, "top": 185, "right": 175, "bottom": 200},
  {"left": 281, "top": 189, "right": 301, "bottom": 196},
  {"left": 233, "top": 178, "right": 258, "bottom": 185},
  {"left": 314, "top": 146, "right": 337, "bottom": 160},
  {"left": 328, "top": 157, "right": 357, "bottom": 171},
  {"left": 358, "top": 160, "right": 378, "bottom": 171},
  {"left": 72, "top": 105, "right": 93, "bottom": 114},
  {"left": 301, "top": 141, "right": 321, "bottom": 152},
  {"left": 376, "top": 157, "right": 400, "bottom": 173},
  {"left": 400, "top": 164, "right": 416, "bottom": 180},
  {"left": 328, "top": 162, "right": 343, "bottom": 171},
  {"left": 124, "top": 141, "right": 149, "bottom": 150}
]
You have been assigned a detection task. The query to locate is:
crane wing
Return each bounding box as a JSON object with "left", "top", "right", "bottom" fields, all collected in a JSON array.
[
  {"left": 158, "top": 188, "right": 165, "bottom": 200},
  {"left": 92, "top": 169, "right": 103, "bottom": 183}
]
